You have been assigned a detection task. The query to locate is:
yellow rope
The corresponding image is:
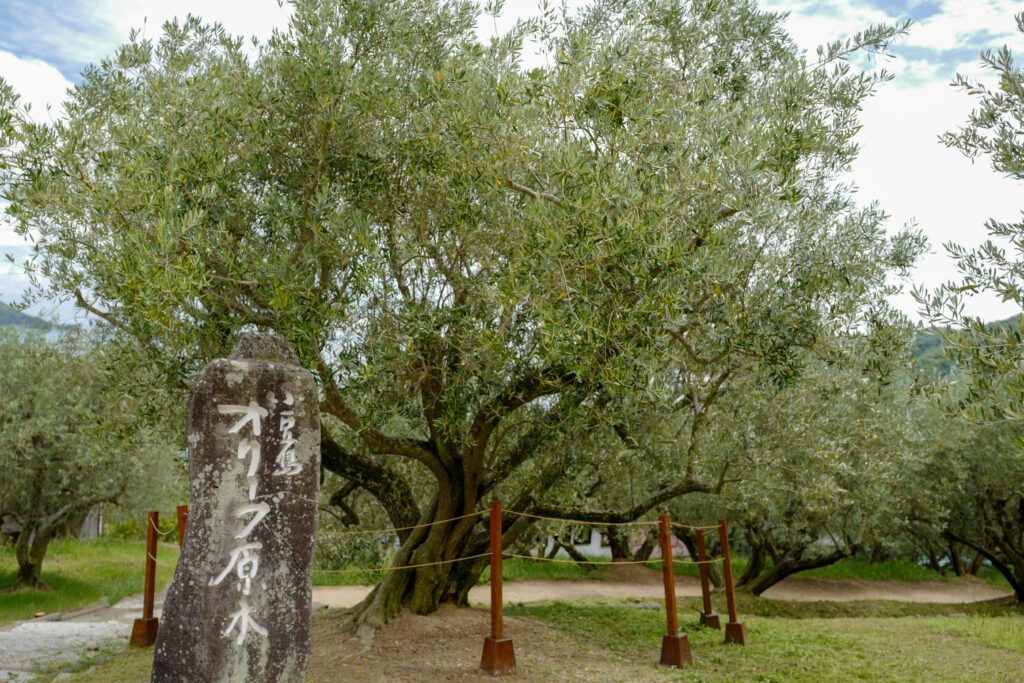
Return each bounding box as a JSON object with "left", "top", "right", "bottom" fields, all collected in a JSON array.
[
  {"left": 149, "top": 518, "right": 177, "bottom": 537},
  {"left": 318, "top": 510, "right": 487, "bottom": 538},
  {"left": 312, "top": 552, "right": 491, "bottom": 574},
  {"left": 669, "top": 522, "right": 721, "bottom": 531},
  {"left": 503, "top": 510, "right": 658, "bottom": 527},
  {"left": 503, "top": 553, "right": 657, "bottom": 566},
  {"left": 502, "top": 553, "right": 723, "bottom": 566},
  {"left": 146, "top": 553, "right": 159, "bottom": 564}
]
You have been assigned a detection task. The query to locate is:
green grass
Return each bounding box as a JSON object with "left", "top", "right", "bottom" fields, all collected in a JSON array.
[
  {"left": 508, "top": 599, "right": 1024, "bottom": 681},
  {"left": 312, "top": 552, "right": 1015, "bottom": 593},
  {"left": 71, "top": 596, "right": 1022, "bottom": 682},
  {"left": 46, "top": 549, "right": 1024, "bottom": 683},
  {"left": 0, "top": 537, "right": 179, "bottom": 627},
  {"left": 658, "top": 556, "right": 1012, "bottom": 591}
]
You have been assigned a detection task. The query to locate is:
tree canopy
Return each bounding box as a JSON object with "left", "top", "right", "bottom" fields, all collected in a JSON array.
[{"left": 1, "top": 0, "right": 920, "bottom": 623}]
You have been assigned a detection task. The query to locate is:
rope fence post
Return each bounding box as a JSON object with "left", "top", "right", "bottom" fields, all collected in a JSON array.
[
  {"left": 481, "top": 501, "right": 516, "bottom": 675},
  {"left": 130, "top": 511, "right": 159, "bottom": 647},
  {"left": 176, "top": 505, "right": 188, "bottom": 547},
  {"left": 658, "top": 515, "right": 693, "bottom": 667},
  {"left": 718, "top": 519, "right": 749, "bottom": 645},
  {"left": 696, "top": 528, "right": 720, "bottom": 629}
]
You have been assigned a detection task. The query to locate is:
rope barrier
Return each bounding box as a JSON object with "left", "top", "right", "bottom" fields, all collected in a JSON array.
[
  {"left": 147, "top": 553, "right": 159, "bottom": 564},
  {"left": 311, "top": 552, "right": 491, "bottom": 574},
  {"left": 669, "top": 522, "right": 721, "bottom": 531},
  {"left": 503, "top": 509, "right": 658, "bottom": 527},
  {"left": 318, "top": 510, "right": 487, "bottom": 538},
  {"left": 501, "top": 553, "right": 724, "bottom": 566},
  {"left": 503, "top": 553, "right": 657, "bottom": 566},
  {"left": 149, "top": 517, "right": 177, "bottom": 537},
  {"left": 316, "top": 508, "right": 714, "bottom": 538}
]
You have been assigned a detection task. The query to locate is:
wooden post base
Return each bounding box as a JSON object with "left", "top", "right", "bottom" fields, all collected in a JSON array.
[
  {"left": 725, "top": 621, "right": 749, "bottom": 645},
  {"left": 700, "top": 610, "right": 721, "bottom": 629},
  {"left": 481, "top": 636, "right": 516, "bottom": 675},
  {"left": 130, "top": 617, "right": 159, "bottom": 648},
  {"left": 659, "top": 633, "right": 693, "bottom": 667}
]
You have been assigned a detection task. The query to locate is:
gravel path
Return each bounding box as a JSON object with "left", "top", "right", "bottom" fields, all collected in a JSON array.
[{"left": 0, "top": 593, "right": 166, "bottom": 682}]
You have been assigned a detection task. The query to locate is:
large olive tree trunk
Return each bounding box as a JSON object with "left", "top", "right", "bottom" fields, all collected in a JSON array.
[
  {"left": 321, "top": 423, "right": 717, "bottom": 629},
  {"left": 14, "top": 527, "right": 53, "bottom": 589}
]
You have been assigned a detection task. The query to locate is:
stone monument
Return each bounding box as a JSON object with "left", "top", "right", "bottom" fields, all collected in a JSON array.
[{"left": 152, "top": 333, "right": 320, "bottom": 683}]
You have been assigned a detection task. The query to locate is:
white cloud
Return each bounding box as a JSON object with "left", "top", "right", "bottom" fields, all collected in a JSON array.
[
  {"left": 852, "top": 80, "right": 1023, "bottom": 321},
  {"left": 904, "top": 0, "right": 1022, "bottom": 52},
  {"left": 98, "top": 0, "right": 293, "bottom": 50},
  {"left": 760, "top": 0, "right": 892, "bottom": 54},
  {"left": 0, "top": 50, "right": 74, "bottom": 117}
]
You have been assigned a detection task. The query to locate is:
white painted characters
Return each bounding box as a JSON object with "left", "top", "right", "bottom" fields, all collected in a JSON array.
[
  {"left": 273, "top": 392, "right": 302, "bottom": 476},
  {"left": 211, "top": 397, "right": 272, "bottom": 644},
  {"left": 210, "top": 542, "right": 262, "bottom": 595},
  {"left": 222, "top": 598, "right": 268, "bottom": 645},
  {"left": 217, "top": 402, "right": 268, "bottom": 435},
  {"left": 211, "top": 392, "right": 303, "bottom": 644}
]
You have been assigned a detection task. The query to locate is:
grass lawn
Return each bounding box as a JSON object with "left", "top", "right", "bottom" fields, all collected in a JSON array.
[
  {"left": 508, "top": 600, "right": 1024, "bottom": 682},
  {"left": 0, "top": 538, "right": 180, "bottom": 627},
  {"left": 63, "top": 597, "right": 1024, "bottom": 682},
  {"left": 660, "top": 556, "right": 1012, "bottom": 591},
  {"left": 313, "top": 553, "right": 1013, "bottom": 592},
  {"left": 9, "top": 540, "right": 1021, "bottom": 681},
  {"left": 310, "top": 552, "right": 1014, "bottom": 598}
]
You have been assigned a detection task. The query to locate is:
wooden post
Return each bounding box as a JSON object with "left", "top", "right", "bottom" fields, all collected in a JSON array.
[
  {"left": 130, "top": 511, "right": 159, "bottom": 647},
  {"left": 658, "top": 515, "right": 692, "bottom": 667},
  {"left": 696, "top": 529, "right": 720, "bottom": 629},
  {"left": 176, "top": 505, "right": 188, "bottom": 547},
  {"left": 481, "top": 502, "right": 515, "bottom": 675},
  {"left": 718, "top": 519, "right": 748, "bottom": 645}
]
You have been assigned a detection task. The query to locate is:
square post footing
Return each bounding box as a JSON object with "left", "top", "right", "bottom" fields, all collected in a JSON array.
[
  {"left": 481, "top": 636, "right": 516, "bottom": 675},
  {"left": 130, "top": 617, "right": 158, "bottom": 648},
  {"left": 725, "top": 621, "right": 749, "bottom": 645},
  {"left": 660, "top": 633, "right": 693, "bottom": 667},
  {"left": 700, "top": 611, "right": 721, "bottom": 629}
]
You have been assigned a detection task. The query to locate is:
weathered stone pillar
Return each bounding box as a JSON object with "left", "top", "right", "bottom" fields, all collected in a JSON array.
[{"left": 152, "top": 333, "right": 320, "bottom": 683}]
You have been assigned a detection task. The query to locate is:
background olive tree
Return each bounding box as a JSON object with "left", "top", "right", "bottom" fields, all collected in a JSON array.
[
  {"left": 1, "top": 0, "right": 919, "bottom": 624},
  {"left": 0, "top": 328, "right": 182, "bottom": 588},
  {"left": 915, "top": 12, "right": 1024, "bottom": 602}
]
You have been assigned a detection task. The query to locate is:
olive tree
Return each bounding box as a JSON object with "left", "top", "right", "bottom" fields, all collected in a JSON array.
[
  {"left": 0, "top": 328, "right": 180, "bottom": 588},
  {"left": 1, "top": 0, "right": 918, "bottom": 624},
  {"left": 915, "top": 12, "right": 1024, "bottom": 602},
  {"left": 727, "top": 334, "right": 921, "bottom": 595}
]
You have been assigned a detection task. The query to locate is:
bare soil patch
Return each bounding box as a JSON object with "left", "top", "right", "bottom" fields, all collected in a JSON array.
[
  {"left": 762, "top": 577, "right": 1009, "bottom": 603},
  {"left": 307, "top": 603, "right": 656, "bottom": 682},
  {"left": 313, "top": 571, "right": 1011, "bottom": 609}
]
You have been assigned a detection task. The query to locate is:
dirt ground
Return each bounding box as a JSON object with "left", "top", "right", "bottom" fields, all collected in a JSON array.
[
  {"left": 312, "top": 568, "right": 1011, "bottom": 610},
  {"left": 308, "top": 603, "right": 657, "bottom": 682},
  {"left": 305, "top": 566, "right": 1014, "bottom": 682}
]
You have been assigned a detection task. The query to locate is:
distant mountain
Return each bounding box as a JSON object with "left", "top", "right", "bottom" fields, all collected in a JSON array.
[
  {"left": 912, "top": 316, "right": 1022, "bottom": 375},
  {"left": 0, "top": 302, "right": 59, "bottom": 329}
]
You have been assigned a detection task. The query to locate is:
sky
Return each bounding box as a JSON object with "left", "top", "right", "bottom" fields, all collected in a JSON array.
[{"left": 0, "top": 0, "right": 1021, "bottom": 324}]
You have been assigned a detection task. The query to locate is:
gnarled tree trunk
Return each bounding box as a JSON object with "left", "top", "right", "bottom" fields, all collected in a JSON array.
[
  {"left": 736, "top": 519, "right": 853, "bottom": 596},
  {"left": 14, "top": 526, "right": 53, "bottom": 589},
  {"left": 943, "top": 489, "right": 1024, "bottom": 603}
]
